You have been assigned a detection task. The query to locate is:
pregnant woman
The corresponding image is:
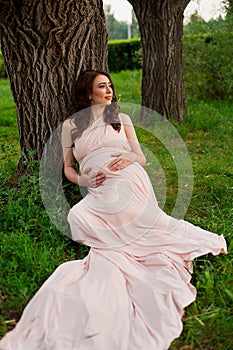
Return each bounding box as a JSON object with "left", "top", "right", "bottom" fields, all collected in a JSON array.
[{"left": 0, "top": 70, "right": 227, "bottom": 350}]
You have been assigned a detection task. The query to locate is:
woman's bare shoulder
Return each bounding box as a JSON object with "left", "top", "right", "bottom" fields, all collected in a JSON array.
[
  {"left": 63, "top": 117, "right": 76, "bottom": 130},
  {"left": 62, "top": 118, "right": 77, "bottom": 148},
  {"left": 118, "top": 113, "right": 133, "bottom": 126}
]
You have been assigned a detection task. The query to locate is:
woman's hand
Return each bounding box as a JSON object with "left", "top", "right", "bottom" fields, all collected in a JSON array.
[
  {"left": 108, "top": 152, "right": 137, "bottom": 171},
  {"left": 78, "top": 167, "right": 106, "bottom": 187}
]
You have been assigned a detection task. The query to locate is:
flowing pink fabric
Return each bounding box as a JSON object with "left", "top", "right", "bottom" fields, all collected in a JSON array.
[{"left": 0, "top": 114, "right": 227, "bottom": 350}]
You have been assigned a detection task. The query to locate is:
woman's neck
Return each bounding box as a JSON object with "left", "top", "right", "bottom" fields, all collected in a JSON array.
[{"left": 90, "top": 104, "right": 106, "bottom": 120}]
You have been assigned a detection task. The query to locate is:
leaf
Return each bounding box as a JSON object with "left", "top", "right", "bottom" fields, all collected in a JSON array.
[
  {"left": 194, "top": 316, "right": 205, "bottom": 326},
  {"left": 225, "top": 288, "right": 233, "bottom": 299}
]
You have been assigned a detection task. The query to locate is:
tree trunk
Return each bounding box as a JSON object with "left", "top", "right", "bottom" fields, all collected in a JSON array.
[
  {"left": 0, "top": 0, "right": 108, "bottom": 164},
  {"left": 128, "top": 0, "right": 191, "bottom": 121}
]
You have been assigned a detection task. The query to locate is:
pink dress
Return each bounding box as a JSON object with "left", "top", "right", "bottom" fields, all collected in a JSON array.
[{"left": 0, "top": 114, "right": 227, "bottom": 350}]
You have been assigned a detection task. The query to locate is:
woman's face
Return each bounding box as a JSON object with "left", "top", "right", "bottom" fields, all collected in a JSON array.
[{"left": 89, "top": 74, "right": 113, "bottom": 106}]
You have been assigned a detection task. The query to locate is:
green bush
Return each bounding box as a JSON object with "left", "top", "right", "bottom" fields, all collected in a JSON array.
[
  {"left": 183, "top": 31, "right": 233, "bottom": 100},
  {"left": 108, "top": 38, "right": 141, "bottom": 72}
]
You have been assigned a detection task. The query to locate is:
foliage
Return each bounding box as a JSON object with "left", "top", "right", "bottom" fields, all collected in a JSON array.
[
  {"left": 224, "top": 0, "right": 233, "bottom": 31},
  {"left": 0, "top": 75, "right": 232, "bottom": 349},
  {"left": 224, "top": 0, "right": 233, "bottom": 16},
  {"left": 183, "top": 31, "right": 233, "bottom": 100},
  {"left": 183, "top": 12, "right": 231, "bottom": 34},
  {"left": 108, "top": 38, "right": 141, "bottom": 72},
  {"left": 183, "top": 9, "right": 233, "bottom": 99}
]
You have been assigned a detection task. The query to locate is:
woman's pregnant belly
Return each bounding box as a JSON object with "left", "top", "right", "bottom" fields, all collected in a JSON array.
[
  {"left": 80, "top": 147, "right": 150, "bottom": 196},
  {"left": 79, "top": 148, "right": 159, "bottom": 226}
]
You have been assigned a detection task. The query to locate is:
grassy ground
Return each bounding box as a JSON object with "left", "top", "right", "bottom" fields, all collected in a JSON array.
[{"left": 0, "top": 72, "right": 232, "bottom": 349}]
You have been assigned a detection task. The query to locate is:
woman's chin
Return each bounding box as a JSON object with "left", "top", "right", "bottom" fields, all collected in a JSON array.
[{"left": 104, "top": 99, "right": 112, "bottom": 105}]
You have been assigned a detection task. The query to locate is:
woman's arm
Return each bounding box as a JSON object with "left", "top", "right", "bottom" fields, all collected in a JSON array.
[
  {"left": 62, "top": 119, "right": 106, "bottom": 187},
  {"left": 108, "top": 114, "right": 147, "bottom": 171},
  {"left": 62, "top": 119, "right": 79, "bottom": 185},
  {"left": 63, "top": 147, "right": 79, "bottom": 185},
  {"left": 64, "top": 148, "right": 106, "bottom": 187}
]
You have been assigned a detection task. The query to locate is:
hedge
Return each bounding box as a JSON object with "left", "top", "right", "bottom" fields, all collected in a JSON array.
[{"left": 108, "top": 38, "right": 141, "bottom": 72}]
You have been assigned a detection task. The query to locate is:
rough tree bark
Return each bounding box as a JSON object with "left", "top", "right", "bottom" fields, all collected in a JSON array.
[
  {"left": 0, "top": 0, "right": 108, "bottom": 164},
  {"left": 128, "top": 0, "right": 191, "bottom": 121}
]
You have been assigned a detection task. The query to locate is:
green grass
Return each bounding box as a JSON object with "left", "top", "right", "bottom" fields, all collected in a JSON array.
[
  {"left": 0, "top": 79, "right": 19, "bottom": 143},
  {"left": 111, "top": 69, "right": 142, "bottom": 102},
  {"left": 0, "top": 73, "right": 232, "bottom": 349}
]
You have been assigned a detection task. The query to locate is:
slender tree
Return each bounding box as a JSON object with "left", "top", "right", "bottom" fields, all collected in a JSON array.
[
  {"left": 127, "top": 0, "right": 191, "bottom": 121},
  {"left": 0, "top": 0, "right": 108, "bottom": 164}
]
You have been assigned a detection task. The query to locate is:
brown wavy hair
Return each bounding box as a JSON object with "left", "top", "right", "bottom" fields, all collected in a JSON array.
[{"left": 68, "top": 70, "right": 121, "bottom": 141}]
